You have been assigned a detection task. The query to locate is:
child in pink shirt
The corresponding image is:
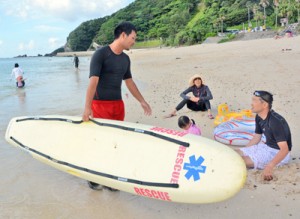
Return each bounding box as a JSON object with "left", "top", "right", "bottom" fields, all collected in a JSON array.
[{"left": 178, "top": 116, "right": 201, "bottom": 136}]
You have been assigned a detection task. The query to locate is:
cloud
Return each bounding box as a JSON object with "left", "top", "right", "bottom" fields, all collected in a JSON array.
[
  {"left": 48, "top": 37, "right": 63, "bottom": 48},
  {"left": 18, "top": 40, "right": 35, "bottom": 51},
  {"left": 3, "top": 0, "right": 134, "bottom": 21},
  {"left": 5, "top": 2, "right": 31, "bottom": 19},
  {"left": 35, "top": 25, "right": 64, "bottom": 32}
]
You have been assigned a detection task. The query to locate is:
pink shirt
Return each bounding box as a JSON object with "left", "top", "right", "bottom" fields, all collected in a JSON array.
[{"left": 185, "top": 124, "right": 201, "bottom": 136}]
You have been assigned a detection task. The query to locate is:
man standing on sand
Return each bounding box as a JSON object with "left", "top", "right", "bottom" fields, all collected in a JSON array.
[
  {"left": 82, "top": 21, "right": 152, "bottom": 190},
  {"left": 236, "top": 91, "right": 292, "bottom": 181}
]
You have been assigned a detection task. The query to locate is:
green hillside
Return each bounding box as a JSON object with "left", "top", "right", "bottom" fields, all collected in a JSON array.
[
  {"left": 66, "top": 0, "right": 300, "bottom": 51},
  {"left": 66, "top": 17, "right": 109, "bottom": 51}
]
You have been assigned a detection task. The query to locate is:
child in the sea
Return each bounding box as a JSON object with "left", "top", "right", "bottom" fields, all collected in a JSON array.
[{"left": 178, "top": 116, "right": 201, "bottom": 136}]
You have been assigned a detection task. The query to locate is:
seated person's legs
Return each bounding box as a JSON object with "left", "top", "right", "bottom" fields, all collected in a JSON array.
[
  {"left": 201, "top": 100, "right": 214, "bottom": 118},
  {"left": 235, "top": 149, "right": 255, "bottom": 168},
  {"left": 168, "top": 99, "right": 213, "bottom": 118},
  {"left": 237, "top": 143, "right": 282, "bottom": 169},
  {"left": 176, "top": 99, "right": 189, "bottom": 112},
  {"left": 167, "top": 99, "right": 189, "bottom": 117}
]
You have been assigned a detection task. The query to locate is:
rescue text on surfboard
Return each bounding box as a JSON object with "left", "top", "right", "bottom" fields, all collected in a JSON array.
[
  {"left": 170, "top": 146, "right": 186, "bottom": 184},
  {"left": 150, "top": 127, "right": 187, "bottom": 137},
  {"left": 134, "top": 187, "right": 172, "bottom": 201}
]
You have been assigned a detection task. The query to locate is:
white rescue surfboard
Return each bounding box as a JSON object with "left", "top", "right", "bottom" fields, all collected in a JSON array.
[{"left": 5, "top": 115, "right": 247, "bottom": 204}]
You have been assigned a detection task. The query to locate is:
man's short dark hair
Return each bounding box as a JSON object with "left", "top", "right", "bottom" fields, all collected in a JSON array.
[
  {"left": 253, "top": 90, "right": 273, "bottom": 109},
  {"left": 114, "top": 21, "right": 137, "bottom": 39}
]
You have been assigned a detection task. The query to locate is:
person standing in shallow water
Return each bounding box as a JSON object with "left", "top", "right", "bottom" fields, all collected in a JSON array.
[
  {"left": 11, "top": 63, "right": 25, "bottom": 88},
  {"left": 167, "top": 74, "right": 214, "bottom": 119},
  {"left": 82, "top": 21, "right": 152, "bottom": 191},
  {"left": 73, "top": 54, "right": 79, "bottom": 69}
]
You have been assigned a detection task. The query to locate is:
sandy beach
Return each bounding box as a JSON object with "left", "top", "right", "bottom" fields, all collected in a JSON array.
[
  {"left": 1, "top": 36, "right": 300, "bottom": 218},
  {"left": 124, "top": 36, "right": 300, "bottom": 218}
]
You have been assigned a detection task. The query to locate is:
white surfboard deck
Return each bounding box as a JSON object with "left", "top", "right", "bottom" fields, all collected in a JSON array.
[{"left": 5, "top": 115, "right": 247, "bottom": 204}]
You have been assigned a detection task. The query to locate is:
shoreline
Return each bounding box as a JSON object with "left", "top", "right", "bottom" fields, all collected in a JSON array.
[{"left": 56, "top": 51, "right": 95, "bottom": 57}]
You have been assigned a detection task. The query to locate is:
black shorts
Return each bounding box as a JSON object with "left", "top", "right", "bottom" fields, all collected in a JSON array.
[
  {"left": 187, "top": 101, "right": 207, "bottom": 111},
  {"left": 16, "top": 81, "right": 25, "bottom": 88}
]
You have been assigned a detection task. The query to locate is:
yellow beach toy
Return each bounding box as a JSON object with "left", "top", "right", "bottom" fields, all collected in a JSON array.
[{"left": 214, "top": 103, "right": 254, "bottom": 126}]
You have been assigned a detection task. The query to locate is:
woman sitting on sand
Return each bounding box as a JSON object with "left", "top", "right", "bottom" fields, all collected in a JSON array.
[{"left": 167, "top": 74, "right": 214, "bottom": 119}]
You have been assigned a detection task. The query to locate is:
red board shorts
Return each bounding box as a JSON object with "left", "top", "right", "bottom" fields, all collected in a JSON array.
[{"left": 92, "top": 100, "right": 125, "bottom": 121}]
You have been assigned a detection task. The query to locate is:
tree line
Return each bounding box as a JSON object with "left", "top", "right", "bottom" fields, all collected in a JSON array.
[{"left": 65, "top": 0, "right": 300, "bottom": 51}]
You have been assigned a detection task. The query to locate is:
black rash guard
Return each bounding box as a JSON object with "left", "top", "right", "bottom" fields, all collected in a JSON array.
[
  {"left": 180, "top": 85, "right": 213, "bottom": 101},
  {"left": 255, "top": 110, "right": 292, "bottom": 151},
  {"left": 89, "top": 46, "right": 132, "bottom": 100}
]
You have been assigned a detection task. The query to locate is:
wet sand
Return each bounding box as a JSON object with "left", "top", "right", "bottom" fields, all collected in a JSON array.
[{"left": 1, "top": 36, "right": 300, "bottom": 218}]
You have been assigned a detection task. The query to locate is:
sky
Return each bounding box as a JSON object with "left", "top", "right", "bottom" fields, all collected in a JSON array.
[{"left": 0, "top": 0, "right": 134, "bottom": 58}]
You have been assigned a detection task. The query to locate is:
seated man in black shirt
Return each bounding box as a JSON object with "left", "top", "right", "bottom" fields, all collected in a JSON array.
[{"left": 236, "top": 91, "right": 292, "bottom": 181}]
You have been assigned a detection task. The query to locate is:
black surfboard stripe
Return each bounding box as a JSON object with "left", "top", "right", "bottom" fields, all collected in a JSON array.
[
  {"left": 16, "top": 117, "right": 190, "bottom": 147},
  {"left": 10, "top": 136, "right": 179, "bottom": 189}
]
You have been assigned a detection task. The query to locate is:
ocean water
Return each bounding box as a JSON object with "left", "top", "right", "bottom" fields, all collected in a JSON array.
[
  {"left": 0, "top": 57, "right": 92, "bottom": 217},
  {"left": 0, "top": 57, "right": 91, "bottom": 127},
  {"left": 0, "top": 56, "right": 143, "bottom": 125},
  {"left": 0, "top": 56, "right": 151, "bottom": 218}
]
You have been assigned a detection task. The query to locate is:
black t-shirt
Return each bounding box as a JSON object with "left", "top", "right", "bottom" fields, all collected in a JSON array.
[
  {"left": 89, "top": 46, "right": 132, "bottom": 100},
  {"left": 255, "top": 110, "right": 292, "bottom": 151}
]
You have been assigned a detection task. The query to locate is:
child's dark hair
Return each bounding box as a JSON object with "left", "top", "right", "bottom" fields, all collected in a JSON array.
[
  {"left": 178, "top": 116, "right": 195, "bottom": 128},
  {"left": 114, "top": 21, "right": 137, "bottom": 39}
]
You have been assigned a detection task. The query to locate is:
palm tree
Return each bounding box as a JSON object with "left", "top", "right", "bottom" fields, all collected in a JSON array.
[
  {"left": 296, "top": 0, "right": 300, "bottom": 23},
  {"left": 246, "top": 1, "right": 253, "bottom": 27},
  {"left": 278, "top": 0, "right": 296, "bottom": 25},
  {"left": 220, "top": 0, "right": 230, "bottom": 14},
  {"left": 221, "top": 0, "right": 229, "bottom": 8},
  {"left": 286, "top": 0, "right": 295, "bottom": 25},
  {"left": 218, "top": 15, "right": 226, "bottom": 34},
  {"left": 278, "top": 1, "right": 288, "bottom": 25},
  {"left": 252, "top": 3, "right": 260, "bottom": 28},
  {"left": 213, "top": 19, "right": 220, "bottom": 32},
  {"left": 259, "top": 0, "right": 270, "bottom": 27},
  {"left": 256, "top": 11, "right": 265, "bottom": 27},
  {"left": 274, "top": 0, "right": 279, "bottom": 28}
]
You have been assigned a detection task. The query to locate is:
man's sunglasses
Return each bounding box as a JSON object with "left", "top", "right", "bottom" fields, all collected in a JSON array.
[{"left": 253, "top": 91, "right": 272, "bottom": 104}]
